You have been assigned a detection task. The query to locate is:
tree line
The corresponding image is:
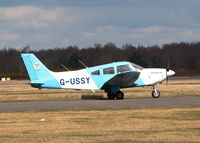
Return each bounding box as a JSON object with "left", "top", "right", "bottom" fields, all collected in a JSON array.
[{"left": 1, "top": 42, "right": 200, "bottom": 79}]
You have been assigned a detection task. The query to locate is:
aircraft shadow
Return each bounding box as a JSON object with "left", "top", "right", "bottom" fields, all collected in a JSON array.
[{"left": 81, "top": 94, "right": 108, "bottom": 100}]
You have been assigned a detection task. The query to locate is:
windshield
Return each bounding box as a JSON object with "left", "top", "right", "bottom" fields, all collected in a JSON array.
[{"left": 131, "top": 63, "right": 143, "bottom": 70}]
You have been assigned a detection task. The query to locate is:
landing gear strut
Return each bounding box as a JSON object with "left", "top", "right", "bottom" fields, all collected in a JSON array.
[
  {"left": 107, "top": 90, "right": 124, "bottom": 100},
  {"left": 152, "top": 86, "right": 160, "bottom": 98}
]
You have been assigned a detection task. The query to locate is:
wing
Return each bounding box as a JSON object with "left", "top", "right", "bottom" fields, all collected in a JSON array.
[{"left": 101, "top": 71, "right": 140, "bottom": 89}]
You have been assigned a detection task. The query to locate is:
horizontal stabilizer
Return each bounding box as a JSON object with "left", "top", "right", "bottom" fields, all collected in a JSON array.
[
  {"left": 29, "top": 82, "right": 44, "bottom": 85},
  {"left": 27, "top": 81, "right": 44, "bottom": 88}
]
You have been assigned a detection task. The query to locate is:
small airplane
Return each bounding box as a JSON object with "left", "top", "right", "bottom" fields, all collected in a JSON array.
[{"left": 21, "top": 53, "right": 175, "bottom": 100}]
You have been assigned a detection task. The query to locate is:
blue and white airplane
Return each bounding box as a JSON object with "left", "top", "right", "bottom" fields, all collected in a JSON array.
[{"left": 21, "top": 53, "right": 175, "bottom": 100}]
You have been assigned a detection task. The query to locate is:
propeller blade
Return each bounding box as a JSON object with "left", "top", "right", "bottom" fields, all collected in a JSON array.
[
  {"left": 166, "top": 74, "right": 168, "bottom": 84},
  {"left": 166, "top": 56, "right": 170, "bottom": 85},
  {"left": 166, "top": 69, "right": 168, "bottom": 85}
]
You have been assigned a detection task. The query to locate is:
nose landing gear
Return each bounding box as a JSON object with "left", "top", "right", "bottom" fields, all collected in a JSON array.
[{"left": 152, "top": 86, "right": 160, "bottom": 98}]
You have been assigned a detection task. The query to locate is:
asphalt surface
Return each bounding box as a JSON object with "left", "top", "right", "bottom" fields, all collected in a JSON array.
[{"left": 0, "top": 96, "right": 200, "bottom": 112}]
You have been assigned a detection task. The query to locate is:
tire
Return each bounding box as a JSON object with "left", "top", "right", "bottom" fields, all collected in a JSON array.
[
  {"left": 152, "top": 89, "right": 160, "bottom": 98},
  {"left": 116, "top": 91, "right": 124, "bottom": 100},
  {"left": 107, "top": 92, "right": 115, "bottom": 99}
]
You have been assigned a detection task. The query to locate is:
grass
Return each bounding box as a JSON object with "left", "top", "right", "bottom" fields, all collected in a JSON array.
[
  {"left": 0, "top": 107, "right": 199, "bottom": 143},
  {"left": 0, "top": 79, "right": 200, "bottom": 101}
]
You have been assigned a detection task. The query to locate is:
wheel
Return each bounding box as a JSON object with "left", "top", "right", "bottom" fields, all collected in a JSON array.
[
  {"left": 107, "top": 92, "right": 115, "bottom": 99},
  {"left": 116, "top": 91, "right": 124, "bottom": 100},
  {"left": 152, "top": 89, "right": 160, "bottom": 98}
]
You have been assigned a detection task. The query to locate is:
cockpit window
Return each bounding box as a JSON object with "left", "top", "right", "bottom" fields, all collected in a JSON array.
[
  {"left": 131, "top": 63, "right": 143, "bottom": 70},
  {"left": 91, "top": 70, "right": 100, "bottom": 75},
  {"left": 103, "top": 67, "right": 114, "bottom": 75},
  {"left": 117, "top": 64, "right": 132, "bottom": 73}
]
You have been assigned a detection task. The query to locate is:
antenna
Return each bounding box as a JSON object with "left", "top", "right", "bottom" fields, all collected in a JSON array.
[
  {"left": 78, "top": 60, "right": 88, "bottom": 68},
  {"left": 60, "top": 64, "right": 70, "bottom": 71}
]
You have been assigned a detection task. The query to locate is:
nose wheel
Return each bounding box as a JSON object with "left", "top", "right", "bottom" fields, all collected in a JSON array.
[{"left": 152, "top": 87, "right": 160, "bottom": 98}]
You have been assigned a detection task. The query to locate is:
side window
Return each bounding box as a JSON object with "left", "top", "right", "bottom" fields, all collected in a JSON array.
[
  {"left": 117, "top": 65, "right": 131, "bottom": 73},
  {"left": 103, "top": 67, "right": 114, "bottom": 75},
  {"left": 91, "top": 70, "right": 100, "bottom": 75}
]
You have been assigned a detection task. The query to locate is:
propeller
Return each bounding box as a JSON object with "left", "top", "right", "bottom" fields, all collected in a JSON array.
[{"left": 166, "top": 57, "right": 170, "bottom": 85}]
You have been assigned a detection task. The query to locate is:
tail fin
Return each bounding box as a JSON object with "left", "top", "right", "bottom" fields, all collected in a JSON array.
[{"left": 21, "top": 53, "right": 53, "bottom": 81}]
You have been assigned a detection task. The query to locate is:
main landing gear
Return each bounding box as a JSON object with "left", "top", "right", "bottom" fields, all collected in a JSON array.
[
  {"left": 152, "top": 86, "right": 160, "bottom": 98},
  {"left": 107, "top": 90, "right": 124, "bottom": 100}
]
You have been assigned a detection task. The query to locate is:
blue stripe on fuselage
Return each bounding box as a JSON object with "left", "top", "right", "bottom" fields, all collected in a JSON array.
[
  {"left": 40, "top": 77, "right": 61, "bottom": 89},
  {"left": 134, "top": 77, "right": 145, "bottom": 87}
]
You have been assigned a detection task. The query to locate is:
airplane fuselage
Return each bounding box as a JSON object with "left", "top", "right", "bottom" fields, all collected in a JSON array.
[{"left": 36, "top": 63, "right": 174, "bottom": 90}]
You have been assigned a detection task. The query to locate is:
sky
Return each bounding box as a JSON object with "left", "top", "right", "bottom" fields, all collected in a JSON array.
[{"left": 0, "top": 0, "right": 200, "bottom": 50}]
